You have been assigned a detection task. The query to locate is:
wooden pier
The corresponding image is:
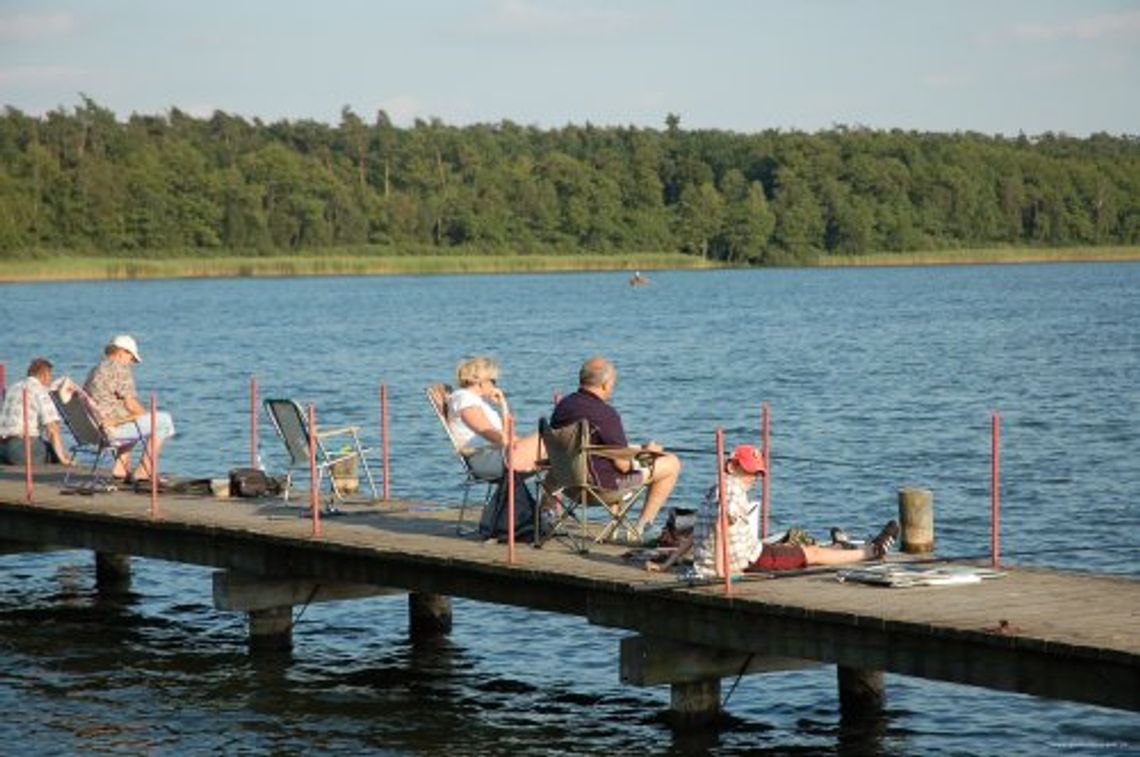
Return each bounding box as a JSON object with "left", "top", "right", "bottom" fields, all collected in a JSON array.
[{"left": 1, "top": 468, "right": 1137, "bottom": 723}]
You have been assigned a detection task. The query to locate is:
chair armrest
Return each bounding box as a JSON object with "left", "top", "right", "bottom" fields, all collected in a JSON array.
[{"left": 587, "top": 445, "right": 665, "bottom": 463}]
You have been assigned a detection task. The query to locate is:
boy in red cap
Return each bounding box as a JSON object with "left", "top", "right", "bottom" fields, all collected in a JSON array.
[{"left": 690, "top": 444, "right": 898, "bottom": 578}]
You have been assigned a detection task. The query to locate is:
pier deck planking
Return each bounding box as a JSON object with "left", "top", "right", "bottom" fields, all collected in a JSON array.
[{"left": 1, "top": 468, "right": 1137, "bottom": 712}]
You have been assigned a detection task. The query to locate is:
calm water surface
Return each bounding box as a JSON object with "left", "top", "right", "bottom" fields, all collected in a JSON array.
[{"left": 1, "top": 263, "right": 1138, "bottom": 754}]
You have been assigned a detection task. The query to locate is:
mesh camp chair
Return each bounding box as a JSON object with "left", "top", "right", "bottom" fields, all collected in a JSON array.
[
  {"left": 425, "top": 383, "right": 502, "bottom": 534},
  {"left": 263, "top": 398, "right": 378, "bottom": 509},
  {"left": 50, "top": 384, "right": 148, "bottom": 491},
  {"left": 535, "top": 417, "right": 656, "bottom": 553}
]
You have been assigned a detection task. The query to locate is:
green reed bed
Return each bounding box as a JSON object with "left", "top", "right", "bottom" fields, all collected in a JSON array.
[
  {"left": 817, "top": 246, "right": 1140, "bottom": 267},
  {"left": 0, "top": 251, "right": 712, "bottom": 282}
]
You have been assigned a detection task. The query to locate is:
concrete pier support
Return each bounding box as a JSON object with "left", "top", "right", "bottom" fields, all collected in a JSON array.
[
  {"left": 408, "top": 593, "right": 452, "bottom": 638},
  {"left": 94, "top": 552, "right": 131, "bottom": 594},
  {"left": 248, "top": 606, "right": 293, "bottom": 652},
  {"left": 837, "top": 665, "right": 886, "bottom": 717},
  {"left": 670, "top": 679, "right": 721, "bottom": 727}
]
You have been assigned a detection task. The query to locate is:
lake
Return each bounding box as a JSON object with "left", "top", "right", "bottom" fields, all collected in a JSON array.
[{"left": 1, "top": 263, "right": 1138, "bottom": 754}]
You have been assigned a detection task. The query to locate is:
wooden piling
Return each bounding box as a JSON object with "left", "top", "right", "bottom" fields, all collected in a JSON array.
[
  {"left": 248, "top": 606, "right": 293, "bottom": 652},
  {"left": 409, "top": 592, "right": 452, "bottom": 638},
  {"left": 94, "top": 552, "right": 131, "bottom": 593},
  {"left": 898, "top": 487, "right": 934, "bottom": 554},
  {"left": 837, "top": 666, "right": 885, "bottom": 717},
  {"left": 669, "top": 679, "right": 721, "bottom": 727}
]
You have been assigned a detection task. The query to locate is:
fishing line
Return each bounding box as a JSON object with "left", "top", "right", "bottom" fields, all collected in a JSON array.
[
  {"left": 291, "top": 583, "right": 322, "bottom": 628},
  {"left": 722, "top": 652, "right": 755, "bottom": 708},
  {"left": 668, "top": 446, "right": 884, "bottom": 470}
]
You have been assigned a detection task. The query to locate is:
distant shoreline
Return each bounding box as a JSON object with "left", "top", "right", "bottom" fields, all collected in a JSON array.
[{"left": 1, "top": 247, "right": 1137, "bottom": 283}]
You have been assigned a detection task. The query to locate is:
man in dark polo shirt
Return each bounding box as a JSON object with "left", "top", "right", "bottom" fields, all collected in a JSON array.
[{"left": 550, "top": 355, "right": 682, "bottom": 544}]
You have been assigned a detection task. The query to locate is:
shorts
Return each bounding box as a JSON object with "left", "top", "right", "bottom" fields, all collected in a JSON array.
[
  {"left": 746, "top": 543, "right": 808, "bottom": 572},
  {"left": 465, "top": 446, "right": 505, "bottom": 480},
  {"left": 109, "top": 412, "right": 176, "bottom": 444},
  {"left": 0, "top": 436, "right": 48, "bottom": 466}
]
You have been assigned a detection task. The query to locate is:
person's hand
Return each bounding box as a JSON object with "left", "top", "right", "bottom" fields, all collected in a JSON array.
[
  {"left": 642, "top": 440, "right": 663, "bottom": 453},
  {"left": 488, "top": 386, "right": 507, "bottom": 406}
]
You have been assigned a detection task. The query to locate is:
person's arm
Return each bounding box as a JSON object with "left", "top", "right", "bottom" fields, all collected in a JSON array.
[
  {"left": 44, "top": 421, "right": 72, "bottom": 465},
  {"left": 458, "top": 405, "right": 506, "bottom": 445}
]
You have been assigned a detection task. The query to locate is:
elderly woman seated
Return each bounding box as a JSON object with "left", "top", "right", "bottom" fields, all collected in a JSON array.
[{"left": 447, "top": 356, "right": 541, "bottom": 480}]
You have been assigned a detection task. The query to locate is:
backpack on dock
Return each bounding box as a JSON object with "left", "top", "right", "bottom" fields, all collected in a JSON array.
[
  {"left": 228, "top": 468, "right": 282, "bottom": 498},
  {"left": 479, "top": 471, "right": 536, "bottom": 542}
]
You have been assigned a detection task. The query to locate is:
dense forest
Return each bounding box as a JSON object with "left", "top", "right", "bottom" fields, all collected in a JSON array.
[{"left": 1, "top": 98, "right": 1138, "bottom": 262}]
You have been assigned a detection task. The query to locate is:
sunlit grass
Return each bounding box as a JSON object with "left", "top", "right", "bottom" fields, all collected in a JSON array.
[
  {"left": 2, "top": 246, "right": 1137, "bottom": 282},
  {"left": 816, "top": 246, "right": 1140, "bottom": 267},
  {"left": 0, "top": 251, "right": 715, "bottom": 282}
]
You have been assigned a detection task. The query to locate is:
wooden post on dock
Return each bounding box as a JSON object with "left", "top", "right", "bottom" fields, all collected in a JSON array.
[
  {"left": 898, "top": 487, "right": 934, "bottom": 554},
  {"left": 248, "top": 607, "right": 293, "bottom": 652},
  {"left": 409, "top": 593, "right": 452, "bottom": 638},
  {"left": 670, "top": 680, "right": 721, "bottom": 727},
  {"left": 837, "top": 666, "right": 885, "bottom": 717},
  {"left": 94, "top": 552, "right": 131, "bottom": 594}
]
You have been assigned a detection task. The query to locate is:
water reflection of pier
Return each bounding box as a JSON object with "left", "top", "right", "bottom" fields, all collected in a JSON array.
[{"left": 2, "top": 469, "right": 1137, "bottom": 727}]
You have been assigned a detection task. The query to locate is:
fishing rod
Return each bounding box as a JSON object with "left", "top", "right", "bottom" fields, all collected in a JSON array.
[
  {"left": 632, "top": 543, "right": 1139, "bottom": 593},
  {"left": 667, "top": 446, "right": 869, "bottom": 470}
]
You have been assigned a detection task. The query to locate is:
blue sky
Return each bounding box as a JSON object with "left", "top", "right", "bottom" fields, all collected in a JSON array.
[{"left": 2, "top": 0, "right": 1138, "bottom": 135}]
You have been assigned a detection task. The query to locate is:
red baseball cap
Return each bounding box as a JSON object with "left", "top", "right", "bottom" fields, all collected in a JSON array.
[{"left": 730, "top": 444, "right": 767, "bottom": 476}]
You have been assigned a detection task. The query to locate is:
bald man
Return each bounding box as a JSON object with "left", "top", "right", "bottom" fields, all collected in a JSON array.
[{"left": 550, "top": 355, "right": 682, "bottom": 544}]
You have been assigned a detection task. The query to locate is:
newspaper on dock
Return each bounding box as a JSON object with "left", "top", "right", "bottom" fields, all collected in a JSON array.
[{"left": 836, "top": 564, "right": 1005, "bottom": 588}]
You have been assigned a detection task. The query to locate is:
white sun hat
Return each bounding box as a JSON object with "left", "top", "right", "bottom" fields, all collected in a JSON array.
[{"left": 109, "top": 334, "right": 142, "bottom": 363}]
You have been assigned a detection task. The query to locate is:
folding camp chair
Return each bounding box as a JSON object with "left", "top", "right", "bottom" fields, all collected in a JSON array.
[
  {"left": 535, "top": 417, "right": 656, "bottom": 553},
  {"left": 50, "top": 385, "right": 148, "bottom": 491},
  {"left": 263, "top": 397, "right": 379, "bottom": 510},
  {"left": 425, "top": 383, "right": 503, "bottom": 534}
]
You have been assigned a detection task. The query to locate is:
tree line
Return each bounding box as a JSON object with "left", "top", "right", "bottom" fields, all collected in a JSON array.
[{"left": 1, "top": 98, "right": 1138, "bottom": 261}]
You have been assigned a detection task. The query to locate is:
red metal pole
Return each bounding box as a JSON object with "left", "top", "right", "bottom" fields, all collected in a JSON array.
[
  {"left": 149, "top": 393, "right": 159, "bottom": 519},
  {"left": 308, "top": 403, "right": 321, "bottom": 538},
  {"left": 380, "top": 383, "right": 390, "bottom": 500},
  {"left": 506, "top": 414, "right": 516, "bottom": 564},
  {"left": 991, "top": 411, "right": 1001, "bottom": 568},
  {"left": 250, "top": 375, "right": 258, "bottom": 470},
  {"left": 1, "top": 362, "right": 7, "bottom": 401},
  {"left": 761, "top": 402, "right": 771, "bottom": 540},
  {"left": 716, "top": 426, "right": 730, "bottom": 595},
  {"left": 23, "top": 387, "right": 33, "bottom": 503}
]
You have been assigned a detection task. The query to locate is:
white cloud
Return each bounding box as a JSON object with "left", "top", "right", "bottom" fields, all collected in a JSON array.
[
  {"left": 475, "top": 0, "right": 640, "bottom": 38},
  {"left": 1012, "top": 10, "right": 1140, "bottom": 42},
  {"left": 0, "top": 11, "right": 76, "bottom": 42},
  {"left": 0, "top": 64, "right": 84, "bottom": 84}
]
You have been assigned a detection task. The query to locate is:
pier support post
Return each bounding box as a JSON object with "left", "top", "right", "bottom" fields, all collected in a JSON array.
[
  {"left": 670, "top": 679, "right": 721, "bottom": 727},
  {"left": 898, "top": 487, "right": 934, "bottom": 554},
  {"left": 94, "top": 552, "right": 131, "bottom": 594},
  {"left": 409, "top": 593, "right": 452, "bottom": 638},
  {"left": 837, "top": 666, "right": 885, "bottom": 717},
  {"left": 248, "top": 606, "right": 293, "bottom": 652}
]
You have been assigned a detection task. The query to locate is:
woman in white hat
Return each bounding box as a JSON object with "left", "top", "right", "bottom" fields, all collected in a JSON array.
[{"left": 84, "top": 334, "right": 176, "bottom": 483}]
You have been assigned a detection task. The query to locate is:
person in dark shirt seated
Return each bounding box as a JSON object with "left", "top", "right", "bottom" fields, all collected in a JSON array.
[{"left": 550, "top": 355, "right": 681, "bottom": 544}]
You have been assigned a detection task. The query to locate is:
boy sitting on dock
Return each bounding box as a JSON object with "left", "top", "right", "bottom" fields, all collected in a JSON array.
[{"left": 687, "top": 444, "right": 898, "bottom": 578}]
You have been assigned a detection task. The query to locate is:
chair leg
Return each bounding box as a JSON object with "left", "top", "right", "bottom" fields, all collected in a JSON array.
[{"left": 456, "top": 480, "right": 473, "bottom": 535}]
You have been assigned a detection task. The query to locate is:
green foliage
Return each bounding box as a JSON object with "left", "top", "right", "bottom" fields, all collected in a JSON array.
[{"left": 1, "top": 103, "right": 1138, "bottom": 262}]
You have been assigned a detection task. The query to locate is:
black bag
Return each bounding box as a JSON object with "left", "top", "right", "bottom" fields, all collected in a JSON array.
[
  {"left": 479, "top": 471, "right": 536, "bottom": 541},
  {"left": 229, "top": 468, "right": 278, "bottom": 498}
]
